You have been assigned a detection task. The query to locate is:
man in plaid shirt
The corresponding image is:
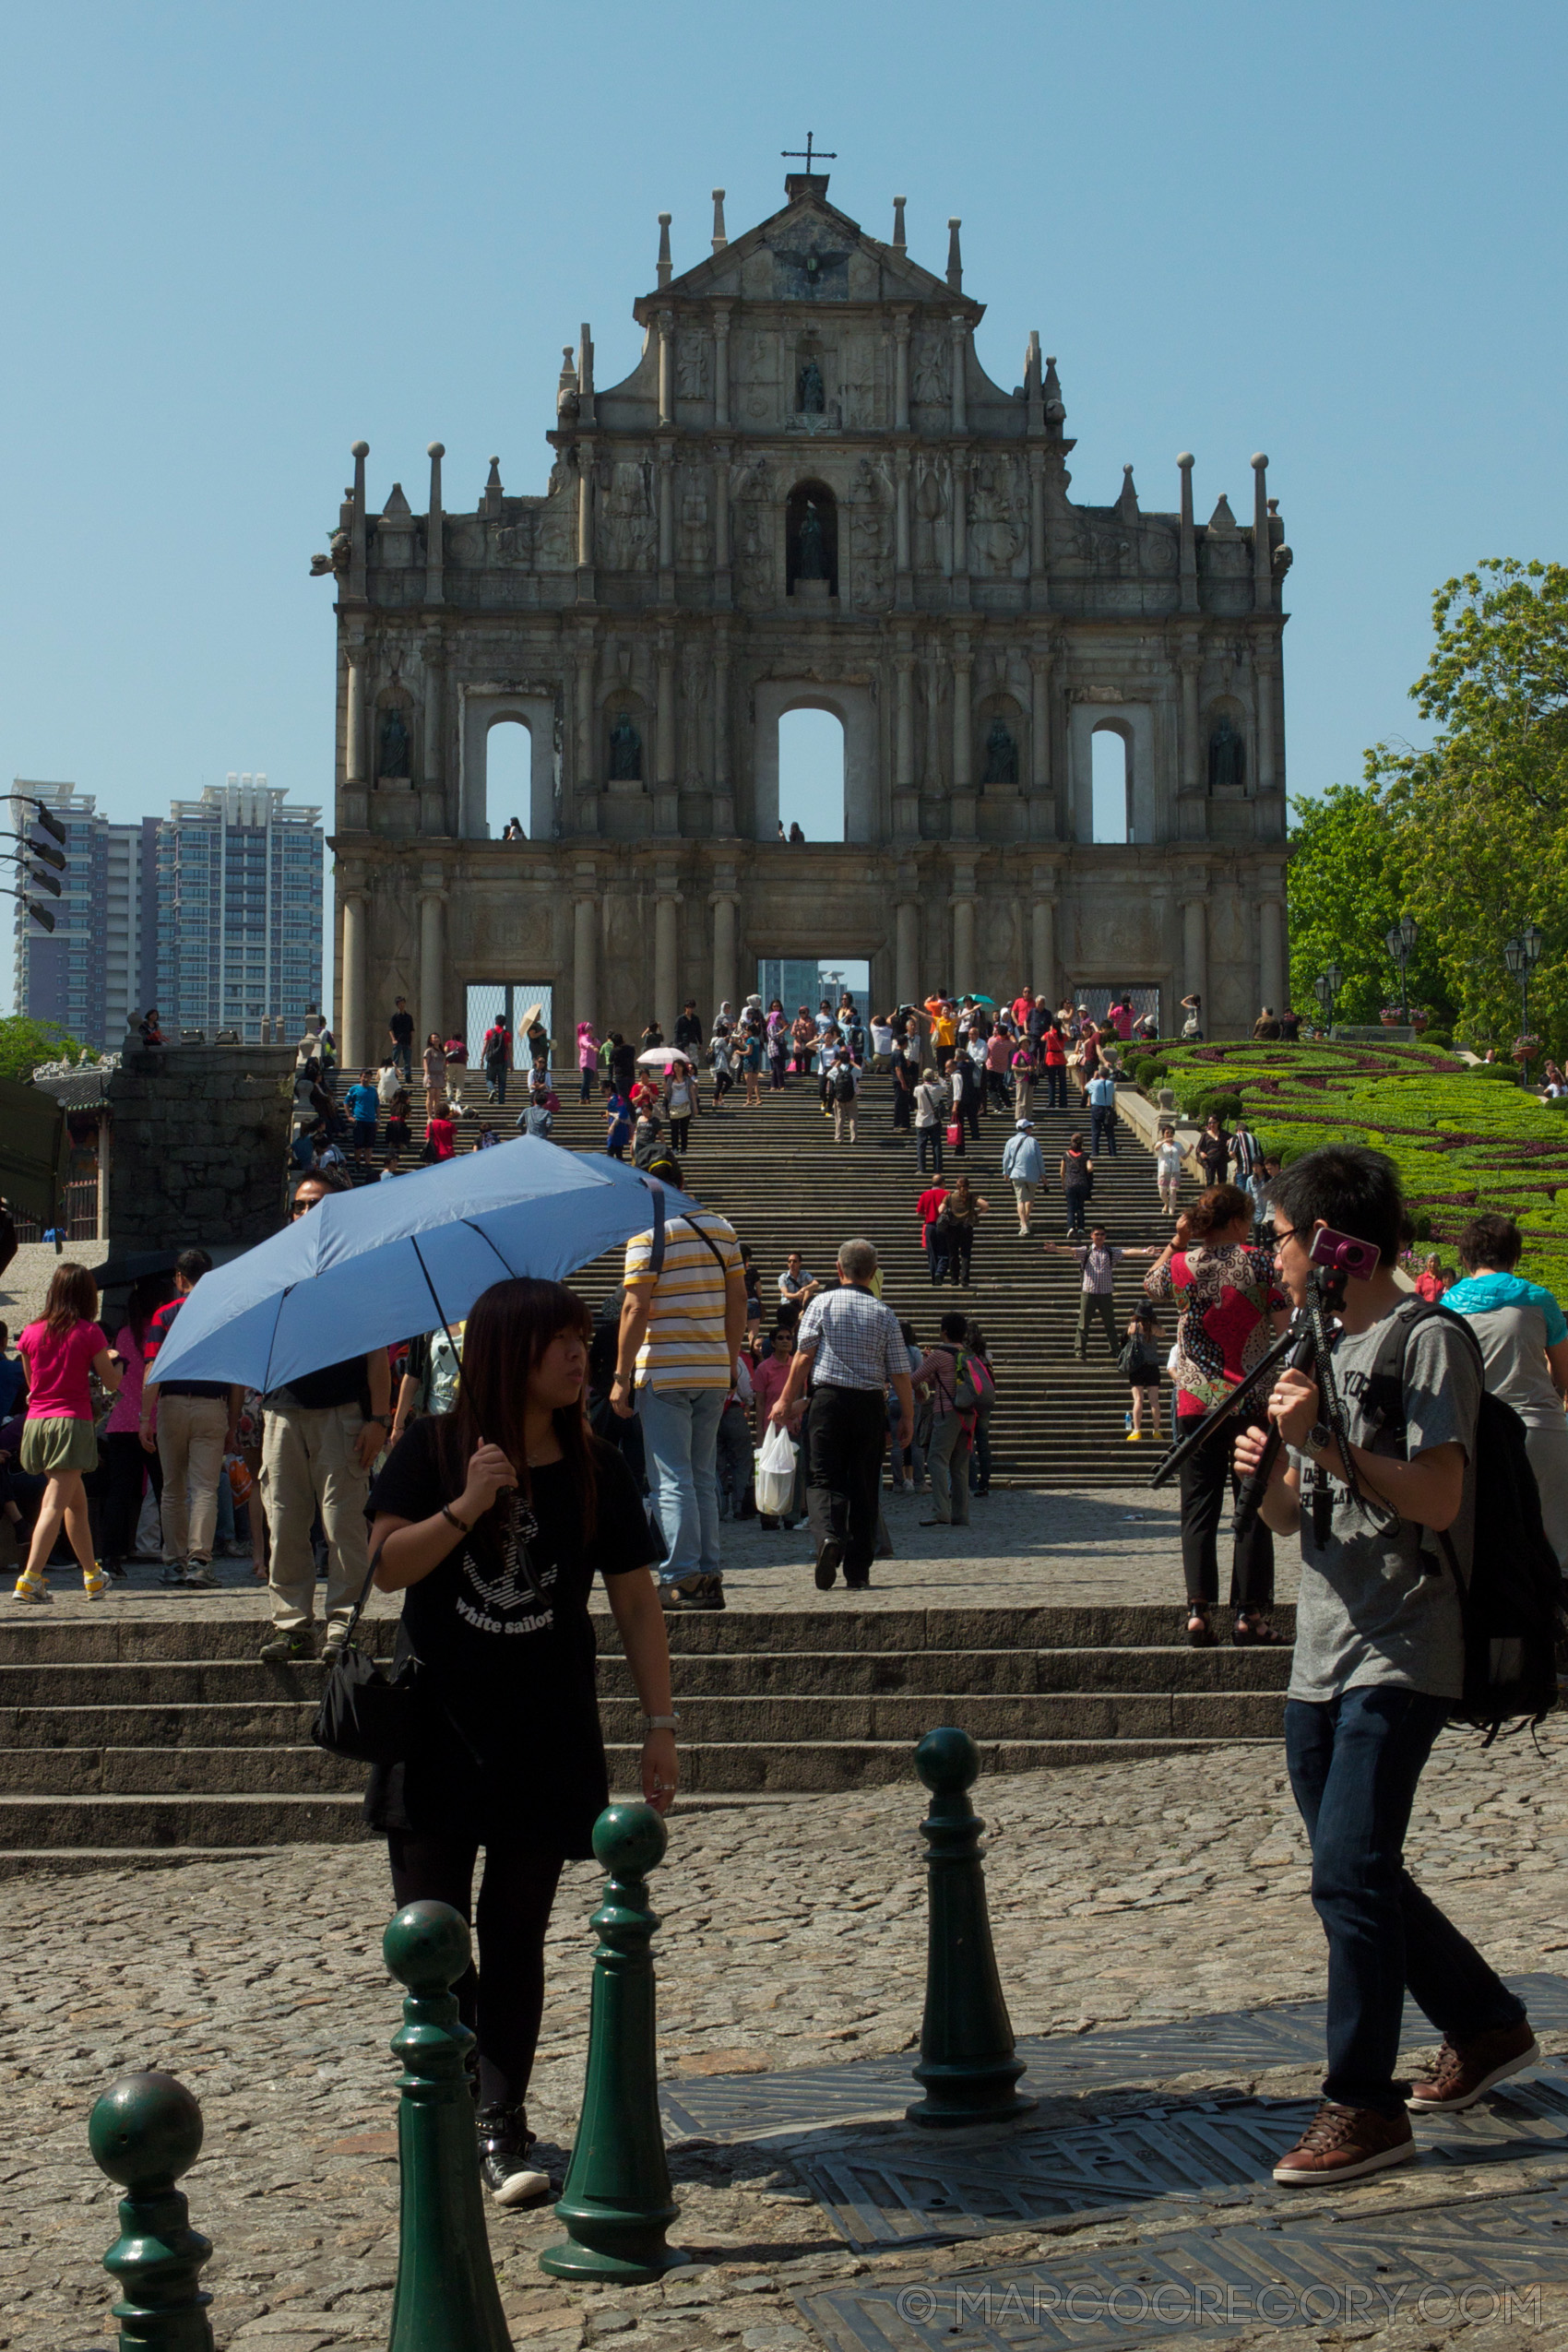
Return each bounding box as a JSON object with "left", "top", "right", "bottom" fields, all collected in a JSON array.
[{"left": 769, "top": 1239, "right": 912, "bottom": 1592}]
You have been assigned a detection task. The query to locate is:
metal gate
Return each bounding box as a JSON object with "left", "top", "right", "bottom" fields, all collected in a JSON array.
[
  {"left": 1069, "top": 983, "right": 1161, "bottom": 1034},
  {"left": 464, "top": 983, "right": 554, "bottom": 1069}
]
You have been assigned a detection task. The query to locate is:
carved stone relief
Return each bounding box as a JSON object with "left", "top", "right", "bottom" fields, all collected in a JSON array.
[
  {"left": 912, "top": 334, "right": 949, "bottom": 409},
  {"left": 600, "top": 457, "right": 656, "bottom": 572},
  {"left": 677, "top": 464, "right": 710, "bottom": 568},
  {"left": 848, "top": 457, "right": 893, "bottom": 610},
  {"left": 675, "top": 334, "right": 709, "bottom": 403},
  {"left": 913, "top": 456, "right": 949, "bottom": 575},
  {"left": 968, "top": 458, "right": 1024, "bottom": 575}
]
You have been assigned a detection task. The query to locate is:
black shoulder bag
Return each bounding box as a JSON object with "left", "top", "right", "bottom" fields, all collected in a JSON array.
[{"left": 311, "top": 1543, "right": 422, "bottom": 1764}]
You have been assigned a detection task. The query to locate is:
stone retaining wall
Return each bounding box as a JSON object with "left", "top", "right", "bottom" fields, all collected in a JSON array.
[{"left": 106, "top": 1045, "right": 296, "bottom": 1256}]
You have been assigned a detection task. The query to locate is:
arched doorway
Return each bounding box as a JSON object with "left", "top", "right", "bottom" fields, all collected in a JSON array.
[
  {"left": 785, "top": 479, "right": 838, "bottom": 599},
  {"left": 1090, "top": 724, "right": 1131, "bottom": 843},
  {"left": 486, "top": 719, "right": 531, "bottom": 837},
  {"left": 778, "top": 708, "right": 846, "bottom": 842}
]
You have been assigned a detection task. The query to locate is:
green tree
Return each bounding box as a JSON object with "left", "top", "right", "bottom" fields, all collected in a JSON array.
[
  {"left": 1371, "top": 559, "right": 1568, "bottom": 1060},
  {"left": 0, "top": 1016, "right": 86, "bottom": 1084},
  {"left": 1287, "top": 783, "right": 1450, "bottom": 1026}
]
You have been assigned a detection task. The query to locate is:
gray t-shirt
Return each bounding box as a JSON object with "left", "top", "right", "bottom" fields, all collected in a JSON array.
[{"left": 1288, "top": 1310, "right": 1479, "bottom": 1704}]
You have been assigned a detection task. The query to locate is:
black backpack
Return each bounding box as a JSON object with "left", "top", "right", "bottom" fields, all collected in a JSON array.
[
  {"left": 832, "top": 1062, "right": 858, "bottom": 1101},
  {"left": 1363, "top": 1299, "right": 1563, "bottom": 1739}
]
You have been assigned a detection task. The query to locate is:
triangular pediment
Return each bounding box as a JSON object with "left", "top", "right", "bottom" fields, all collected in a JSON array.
[{"left": 633, "top": 185, "right": 980, "bottom": 320}]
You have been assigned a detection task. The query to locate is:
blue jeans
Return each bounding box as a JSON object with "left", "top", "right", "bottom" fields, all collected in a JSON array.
[
  {"left": 1286, "top": 1686, "right": 1526, "bottom": 2114},
  {"left": 636, "top": 1385, "right": 724, "bottom": 1586}
]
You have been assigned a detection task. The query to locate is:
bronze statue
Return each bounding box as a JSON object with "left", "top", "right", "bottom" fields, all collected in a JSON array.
[
  {"left": 609, "top": 712, "right": 642, "bottom": 780},
  {"left": 981, "top": 719, "right": 1018, "bottom": 785},
  {"left": 1208, "top": 714, "right": 1244, "bottom": 792},
  {"left": 799, "top": 356, "right": 825, "bottom": 413},
  {"left": 798, "top": 502, "right": 827, "bottom": 580},
  {"left": 379, "top": 707, "right": 410, "bottom": 778}
]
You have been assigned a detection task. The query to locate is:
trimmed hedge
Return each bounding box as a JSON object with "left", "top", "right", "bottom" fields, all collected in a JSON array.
[{"left": 1158, "top": 1039, "right": 1568, "bottom": 1300}]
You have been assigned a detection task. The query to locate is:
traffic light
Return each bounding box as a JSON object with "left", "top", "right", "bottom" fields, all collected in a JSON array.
[{"left": 1, "top": 795, "right": 69, "bottom": 931}]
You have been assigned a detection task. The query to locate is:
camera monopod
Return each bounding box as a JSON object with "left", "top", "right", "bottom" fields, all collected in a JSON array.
[{"left": 1149, "top": 1226, "right": 1380, "bottom": 1544}]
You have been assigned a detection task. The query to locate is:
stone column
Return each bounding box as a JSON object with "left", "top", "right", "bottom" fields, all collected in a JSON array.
[
  {"left": 1182, "top": 891, "right": 1208, "bottom": 1010},
  {"left": 713, "top": 443, "right": 731, "bottom": 609},
  {"left": 345, "top": 647, "right": 366, "bottom": 785},
  {"left": 1178, "top": 453, "right": 1198, "bottom": 613},
  {"left": 710, "top": 894, "right": 737, "bottom": 1013},
  {"left": 419, "top": 889, "right": 446, "bottom": 1051},
  {"left": 896, "top": 653, "right": 915, "bottom": 789},
  {"left": 1181, "top": 656, "right": 1201, "bottom": 794},
  {"left": 952, "top": 893, "right": 976, "bottom": 999},
  {"left": 655, "top": 633, "right": 678, "bottom": 832},
  {"left": 654, "top": 895, "right": 679, "bottom": 1029},
  {"left": 948, "top": 316, "right": 968, "bottom": 434},
  {"left": 1259, "top": 893, "right": 1286, "bottom": 1013},
  {"left": 576, "top": 637, "right": 597, "bottom": 808},
  {"left": 1028, "top": 450, "right": 1047, "bottom": 610},
  {"left": 951, "top": 638, "right": 974, "bottom": 834},
  {"left": 340, "top": 889, "right": 368, "bottom": 1067},
  {"left": 950, "top": 452, "right": 968, "bottom": 590},
  {"left": 349, "top": 439, "right": 368, "bottom": 600},
  {"left": 1028, "top": 647, "right": 1053, "bottom": 824},
  {"left": 1252, "top": 453, "right": 1272, "bottom": 612},
  {"left": 657, "top": 312, "right": 674, "bottom": 427},
  {"left": 422, "top": 640, "right": 443, "bottom": 783},
  {"left": 657, "top": 449, "right": 674, "bottom": 577},
  {"left": 1255, "top": 657, "right": 1277, "bottom": 795},
  {"left": 576, "top": 450, "right": 595, "bottom": 568},
  {"left": 574, "top": 893, "right": 598, "bottom": 1033},
  {"left": 1031, "top": 892, "right": 1057, "bottom": 1003},
  {"left": 713, "top": 304, "right": 731, "bottom": 427},
  {"left": 425, "top": 441, "right": 445, "bottom": 603},
  {"left": 711, "top": 632, "right": 732, "bottom": 832},
  {"left": 893, "top": 310, "right": 911, "bottom": 431},
  {"left": 896, "top": 901, "right": 920, "bottom": 1007}
]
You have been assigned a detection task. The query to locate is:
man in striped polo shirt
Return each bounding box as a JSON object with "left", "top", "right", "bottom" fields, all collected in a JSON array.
[{"left": 612, "top": 1193, "right": 748, "bottom": 1612}]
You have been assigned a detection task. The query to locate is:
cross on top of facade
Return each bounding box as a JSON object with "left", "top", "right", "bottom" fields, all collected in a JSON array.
[{"left": 781, "top": 134, "right": 836, "bottom": 174}]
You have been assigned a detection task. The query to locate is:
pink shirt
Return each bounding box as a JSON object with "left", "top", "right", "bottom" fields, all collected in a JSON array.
[
  {"left": 105, "top": 1323, "right": 148, "bottom": 1435},
  {"left": 19, "top": 1318, "right": 107, "bottom": 1420},
  {"left": 751, "top": 1353, "right": 791, "bottom": 1424}
]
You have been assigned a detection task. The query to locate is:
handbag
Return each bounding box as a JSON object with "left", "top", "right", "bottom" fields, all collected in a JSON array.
[
  {"left": 311, "top": 1543, "right": 422, "bottom": 1764},
  {"left": 945, "top": 1121, "right": 962, "bottom": 1148}
]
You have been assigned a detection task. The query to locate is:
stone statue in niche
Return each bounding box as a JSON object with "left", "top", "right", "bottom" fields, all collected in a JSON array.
[
  {"left": 913, "top": 335, "right": 948, "bottom": 407},
  {"left": 849, "top": 459, "right": 893, "bottom": 607},
  {"left": 378, "top": 707, "right": 411, "bottom": 778},
  {"left": 609, "top": 713, "right": 643, "bottom": 781},
  {"left": 797, "top": 503, "right": 828, "bottom": 580},
  {"left": 601, "top": 459, "right": 655, "bottom": 571},
  {"left": 913, "top": 457, "right": 948, "bottom": 574},
  {"left": 798, "top": 355, "right": 826, "bottom": 413},
  {"left": 968, "top": 461, "right": 1023, "bottom": 575},
  {"left": 1208, "top": 714, "right": 1245, "bottom": 792},
  {"left": 676, "top": 335, "right": 709, "bottom": 403},
  {"left": 981, "top": 718, "right": 1019, "bottom": 786}
]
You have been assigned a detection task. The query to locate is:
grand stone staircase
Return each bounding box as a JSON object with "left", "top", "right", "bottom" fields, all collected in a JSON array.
[{"left": 0, "top": 1074, "right": 1292, "bottom": 1865}]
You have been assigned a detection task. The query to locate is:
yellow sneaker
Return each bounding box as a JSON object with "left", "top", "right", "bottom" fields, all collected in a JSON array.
[
  {"left": 83, "top": 1568, "right": 109, "bottom": 1600},
  {"left": 13, "top": 1570, "right": 51, "bottom": 1603},
  {"left": 1125, "top": 1430, "right": 1144, "bottom": 1443}
]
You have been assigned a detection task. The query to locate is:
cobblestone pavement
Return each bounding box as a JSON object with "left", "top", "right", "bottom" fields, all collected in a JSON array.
[
  {"left": 6, "top": 1721, "right": 1565, "bottom": 2349},
  {"left": 10, "top": 1483, "right": 1299, "bottom": 1619}
]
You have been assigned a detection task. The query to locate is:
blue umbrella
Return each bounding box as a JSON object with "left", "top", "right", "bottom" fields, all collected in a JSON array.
[{"left": 144, "top": 1142, "right": 704, "bottom": 1393}]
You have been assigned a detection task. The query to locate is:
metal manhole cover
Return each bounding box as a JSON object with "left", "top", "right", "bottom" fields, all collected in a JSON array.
[
  {"left": 799, "top": 2073, "right": 1568, "bottom": 2250},
  {"left": 796, "top": 2176, "right": 1568, "bottom": 2350},
  {"left": 658, "top": 1972, "right": 1568, "bottom": 2144}
]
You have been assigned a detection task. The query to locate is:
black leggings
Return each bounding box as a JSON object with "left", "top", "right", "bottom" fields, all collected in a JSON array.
[
  {"left": 1176, "top": 1410, "right": 1275, "bottom": 1610},
  {"left": 101, "top": 1430, "right": 163, "bottom": 1562},
  {"left": 671, "top": 1114, "right": 691, "bottom": 1151},
  {"left": 388, "top": 1829, "right": 564, "bottom": 2111}
]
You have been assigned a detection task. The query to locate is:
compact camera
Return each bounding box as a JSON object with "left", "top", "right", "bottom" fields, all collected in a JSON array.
[{"left": 1309, "top": 1225, "right": 1381, "bottom": 1282}]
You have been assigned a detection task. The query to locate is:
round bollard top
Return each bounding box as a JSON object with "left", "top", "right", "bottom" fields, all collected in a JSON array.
[
  {"left": 915, "top": 1726, "right": 980, "bottom": 1794},
  {"left": 592, "top": 1800, "right": 668, "bottom": 1877},
  {"left": 384, "top": 1898, "right": 471, "bottom": 1992},
  {"left": 89, "top": 2071, "right": 203, "bottom": 2190}
]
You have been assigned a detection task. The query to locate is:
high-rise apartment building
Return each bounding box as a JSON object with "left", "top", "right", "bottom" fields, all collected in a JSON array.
[
  {"left": 152, "top": 776, "right": 325, "bottom": 1042},
  {"left": 12, "top": 774, "right": 326, "bottom": 1050},
  {"left": 11, "top": 781, "right": 146, "bottom": 1051}
]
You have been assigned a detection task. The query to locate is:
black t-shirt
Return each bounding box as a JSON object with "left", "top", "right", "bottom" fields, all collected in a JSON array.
[
  {"left": 390, "top": 1010, "right": 414, "bottom": 1043},
  {"left": 366, "top": 1420, "right": 659, "bottom": 1853},
  {"left": 285, "top": 1356, "right": 369, "bottom": 1411}
]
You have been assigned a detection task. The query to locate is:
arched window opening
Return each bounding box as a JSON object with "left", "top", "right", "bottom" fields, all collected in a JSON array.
[
  {"left": 778, "top": 708, "right": 846, "bottom": 843},
  {"left": 1090, "top": 727, "right": 1130, "bottom": 844},
  {"left": 786, "top": 480, "right": 838, "bottom": 599},
  {"left": 486, "top": 719, "right": 531, "bottom": 839}
]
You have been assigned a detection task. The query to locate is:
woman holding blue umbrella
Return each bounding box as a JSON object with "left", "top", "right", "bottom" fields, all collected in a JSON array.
[{"left": 365, "top": 1275, "right": 675, "bottom": 2210}]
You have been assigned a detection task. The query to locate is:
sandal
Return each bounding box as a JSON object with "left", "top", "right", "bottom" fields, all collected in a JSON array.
[
  {"left": 1185, "top": 1605, "right": 1215, "bottom": 1647},
  {"left": 1233, "top": 1610, "right": 1283, "bottom": 1646}
]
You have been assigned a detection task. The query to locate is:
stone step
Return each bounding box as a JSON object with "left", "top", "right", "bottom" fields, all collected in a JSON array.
[{"left": 0, "top": 1603, "right": 1297, "bottom": 1662}]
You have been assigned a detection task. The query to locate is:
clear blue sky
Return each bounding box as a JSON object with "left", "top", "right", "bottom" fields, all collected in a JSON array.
[{"left": 3, "top": 0, "right": 1564, "bottom": 998}]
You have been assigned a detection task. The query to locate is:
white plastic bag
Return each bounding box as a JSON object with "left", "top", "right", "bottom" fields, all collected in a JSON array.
[{"left": 754, "top": 1420, "right": 798, "bottom": 1515}]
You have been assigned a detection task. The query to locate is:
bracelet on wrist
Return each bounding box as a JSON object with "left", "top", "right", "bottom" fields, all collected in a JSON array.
[
  {"left": 440, "top": 1503, "right": 471, "bottom": 1535},
  {"left": 641, "top": 1712, "right": 679, "bottom": 1731}
]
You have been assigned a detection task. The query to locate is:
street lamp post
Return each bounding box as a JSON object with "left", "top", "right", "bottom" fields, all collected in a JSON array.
[
  {"left": 1313, "top": 962, "right": 1342, "bottom": 1037},
  {"left": 1503, "top": 924, "right": 1544, "bottom": 1084},
  {"left": 1384, "top": 914, "right": 1418, "bottom": 1024}
]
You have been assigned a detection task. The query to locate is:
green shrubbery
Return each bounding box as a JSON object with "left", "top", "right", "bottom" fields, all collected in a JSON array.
[{"left": 1158, "top": 1039, "right": 1568, "bottom": 1298}]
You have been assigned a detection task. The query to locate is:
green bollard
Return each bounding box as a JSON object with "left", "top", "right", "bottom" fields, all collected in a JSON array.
[
  {"left": 907, "top": 1726, "right": 1038, "bottom": 2129},
  {"left": 540, "top": 1801, "right": 689, "bottom": 2284},
  {"left": 384, "top": 1899, "right": 512, "bottom": 2352},
  {"left": 89, "top": 2070, "right": 215, "bottom": 2351}
]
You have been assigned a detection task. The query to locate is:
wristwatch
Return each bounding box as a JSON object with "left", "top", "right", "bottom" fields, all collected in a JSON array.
[
  {"left": 1306, "top": 1420, "right": 1334, "bottom": 1455},
  {"left": 368, "top": 1412, "right": 394, "bottom": 1429},
  {"left": 641, "top": 1712, "right": 680, "bottom": 1731}
]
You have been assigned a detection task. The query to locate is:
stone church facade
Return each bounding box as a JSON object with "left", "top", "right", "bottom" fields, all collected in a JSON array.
[{"left": 322, "top": 172, "right": 1291, "bottom": 1060}]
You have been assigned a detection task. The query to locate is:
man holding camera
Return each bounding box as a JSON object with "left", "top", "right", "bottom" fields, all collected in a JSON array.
[{"left": 1236, "top": 1146, "right": 1537, "bottom": 2186}]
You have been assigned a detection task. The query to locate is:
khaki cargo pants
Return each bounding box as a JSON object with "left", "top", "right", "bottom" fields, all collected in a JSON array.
[{"left": 262, "top": 1399, "right": 371, "bottom": 1633}]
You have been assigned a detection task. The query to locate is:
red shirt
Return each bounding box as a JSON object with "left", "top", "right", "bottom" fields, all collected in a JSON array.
[
  {"left": 426, "top": 1117, "right": 457, "bottom": 1159},
  {"left": 1012, "top": 994, "right": 1034, "bottom": 1027},
  {"left": 917, "top": 1185, "right": 949, "bottom": 1235},
  {"left": 1043, "top": 1029, "right": 1066, "bottom": 1066}
]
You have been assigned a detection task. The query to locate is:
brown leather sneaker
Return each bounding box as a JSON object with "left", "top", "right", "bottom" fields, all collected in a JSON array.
[
  {"left": 1272, "top": 2102, "right": 1416, "bottom": 2185},
  {"left": 1407, "top": 2019, "right": 1539, "bottom": 2112}
]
